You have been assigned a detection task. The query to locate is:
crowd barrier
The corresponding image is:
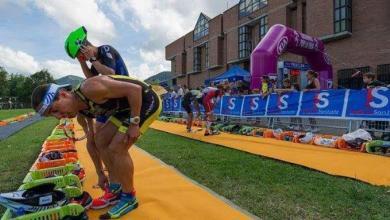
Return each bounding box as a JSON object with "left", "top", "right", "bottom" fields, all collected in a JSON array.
[{"left": 163, "top": 88, "right": 390, "bottom": 121}]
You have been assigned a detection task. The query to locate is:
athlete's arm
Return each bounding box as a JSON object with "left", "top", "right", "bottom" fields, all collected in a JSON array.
[
  {"left": 77, "top": 114, "right": 105, "bottom": 176},
  {"left": 91, "top": 61, "right": 115, "bottom": 75},
  {"left": 77, "top": 58, "right": 94, "bottom": 78}
]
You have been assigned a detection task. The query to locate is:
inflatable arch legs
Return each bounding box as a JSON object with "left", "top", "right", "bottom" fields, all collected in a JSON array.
[{"left": 250, "top": 24, "right": 333, "bottom": 89}]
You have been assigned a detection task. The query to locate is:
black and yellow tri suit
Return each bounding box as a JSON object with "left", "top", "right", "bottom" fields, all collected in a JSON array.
[{"left": 74, "top": 75, "right": 161, "bottom": 134}]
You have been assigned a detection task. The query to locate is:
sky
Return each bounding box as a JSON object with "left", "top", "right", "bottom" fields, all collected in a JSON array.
[{"left": 0, "top": 0, "right": 239, "bottom": 80}]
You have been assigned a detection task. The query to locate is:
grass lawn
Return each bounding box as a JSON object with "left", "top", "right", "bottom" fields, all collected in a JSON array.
[
  {"left": 0, "top": 118, "right": 58, "bottom": 215},
  {"left": 137, "top": 129, "right": 390, "bottom": 220},
  {"left": 0, "top": 109, "right": 33, "bottom": 120}
]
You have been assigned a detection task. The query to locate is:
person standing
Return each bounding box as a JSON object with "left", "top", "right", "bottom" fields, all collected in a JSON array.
[
  {"left": 304, "top": 70, "right": 320, "bottom": 132},
  {"left": 65, "top": 26, "right": 137, "bottom": 215}
]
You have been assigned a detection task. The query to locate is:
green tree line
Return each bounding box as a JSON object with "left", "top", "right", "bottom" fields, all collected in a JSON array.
[{"left": 0, "top": 66, "right": 55, "bottom": 106}]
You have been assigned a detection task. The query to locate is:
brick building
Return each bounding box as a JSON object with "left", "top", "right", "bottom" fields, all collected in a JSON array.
[{"left": 165, "top": 0, "right": 390, "bottom": 89}]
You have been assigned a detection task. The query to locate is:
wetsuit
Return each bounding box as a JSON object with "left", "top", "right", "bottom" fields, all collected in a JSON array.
[
  {"left": 182, "top": 90, "right": 202, "bottom": 114},
  {"left": 73, "top": 75, "right": 161, "bottom": 134},
  {"left": 91, "top": 45, "right": 129, "bottom": 123}
]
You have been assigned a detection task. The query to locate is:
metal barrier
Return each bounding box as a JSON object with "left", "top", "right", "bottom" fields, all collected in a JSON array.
[{"left": 162, "top": 112, "right": 390, "bottom": 138}]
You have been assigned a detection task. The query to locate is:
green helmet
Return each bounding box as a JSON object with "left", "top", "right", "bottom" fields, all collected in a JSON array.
[{"left": 64, "top": 26, "right": 87, "bottom": 59}]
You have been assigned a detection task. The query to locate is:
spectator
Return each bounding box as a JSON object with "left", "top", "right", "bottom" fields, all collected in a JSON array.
[
  {"left": 261, "top": 76, "right": 272, "bottom": 98},
  {"left": 275, "top": 79, "right": 303, "bottom": 130},
  {"left": 176, "top": 85, "right": 184, "bottom": 98},
  {"left": 274, "top": 78, "right": 300, "bottom": 93},
  {"left": 304, "top": 70, "right": 321, "bottom": 91},
  {"left": 168, "top": 87, "right": 177, "bottom": 99},
  {"left": 363, "top": 72, "right": 385, "bottom": 88},
  {"left": 304, "top": 70, "right": 320, "bottom": 132},
  {"left": 183, "top": 85, "right": 189, "bottom": 94},
  {"left": 229, "top": 81, "right": 238, "bottom": 96},
  {"left": 361, "top": 72, "right": 388, "bottom": 138}
]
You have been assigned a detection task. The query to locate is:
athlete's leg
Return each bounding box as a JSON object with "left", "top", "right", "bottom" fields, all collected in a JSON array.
[
  {"left": 98, "top": 129, "right": 137, "bottom": 219},
  {"left": 184, "top": 103, "right": 193, "bottom": 132},
  {"left": 106, "top": 131, "right": 135, "bottom": 193},
  {"left": 94, "top": 121, "right": 119, "bottom": 183}
]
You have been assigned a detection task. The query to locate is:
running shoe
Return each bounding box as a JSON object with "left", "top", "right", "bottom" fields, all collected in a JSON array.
[
  {"left": 91, "top": 183, "right": 121, "bottom": 210},
  {"left": 0, "top": 183, "right": 67, "bottom": 215},
  {"left": 72, "top": 167, "right": 86, "bottom": 182},
  {"left": 99, "top": 193, "right": 138, "bottom": 219},
  {"left": 70, "top": 191, "right": 92, "bottom": 209}
]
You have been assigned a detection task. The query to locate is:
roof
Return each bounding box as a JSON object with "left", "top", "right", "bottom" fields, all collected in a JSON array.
[
  {"left": 145, "top": 71, "right": 173, "bottom": 84},
  {"left": 205, "top": 65, "right": 250, "bottom": 84}
]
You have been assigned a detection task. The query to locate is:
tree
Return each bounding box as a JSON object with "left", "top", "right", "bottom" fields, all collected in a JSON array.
[
  {"left": 30, "top": 69, "right": 55, "bottom": 88},
  {"left": 0, "top": 68, "right": 55, "bottom": 108},
  {"left": 0, "top": 67, "right": 8, "bottom": 97}
]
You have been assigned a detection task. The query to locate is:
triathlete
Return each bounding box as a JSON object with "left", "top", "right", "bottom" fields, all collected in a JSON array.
[
  {"left": 181, "top": 89, "right": 202, "bottom": 132},
  {"left": 31, "top": 75, "right": 161, "bottom": 219},
  {"left": 65, "top": 26, "right": 133, "bottom": 212},
  {"left": 201, "top": 85, "right": 225, "bottom": 136}
]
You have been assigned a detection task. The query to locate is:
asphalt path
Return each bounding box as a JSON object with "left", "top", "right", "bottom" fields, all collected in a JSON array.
[{"left": 0, "top": 114, "right": 43, "bottom": 141}]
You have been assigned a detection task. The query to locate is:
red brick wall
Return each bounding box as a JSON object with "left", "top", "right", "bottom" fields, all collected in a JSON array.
[
  {"left": 184, "top": 32, "right": 194, "bottom": 73},
  {"left": 208, "top": 15, "right": 223, "bottom": 67},
  {"left": 318, "top": 0, "right": 390, "bottom": 85},
  {"left": 189, "top": 72, "right": 208, "bottom": 89},
  {"left": 165, "top": 37, "right": 184, "bottom": 60},
  {"left": 224, "top": 5, "right": 239, "bottom": 62},
  {"left": 306, "top": 0, "right": 333, "bottom": 37},
  {"left": 175, "top": 54, "right": 183, "bottom": 75},
  {"left": 268, "top": 0, "right": 290, "bottom": 25},
  {"left": 176, "top": 76, "right": 187, "bottom": 87}
]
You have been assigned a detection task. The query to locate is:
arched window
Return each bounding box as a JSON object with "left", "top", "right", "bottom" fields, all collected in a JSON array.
[
  {"left": 194, "top": 13, "right": 210, "bottom": 41},
  {"left": 239, "top": 0, "right": 268, "bottom": 17}
]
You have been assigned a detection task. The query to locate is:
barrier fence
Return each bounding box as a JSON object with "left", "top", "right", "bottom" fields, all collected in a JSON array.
[{"left": 162, "top": 88, "right": 390, "bottom": 136}]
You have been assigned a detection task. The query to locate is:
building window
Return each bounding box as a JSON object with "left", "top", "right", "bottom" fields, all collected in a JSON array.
[
  {"left": 377, "top": 64, "right": 390, "bottom": 85},
  {"left": 337, "top": 66, "right": 370, "bottom": 89},
  {"left": 193, "top": 47, "right": 201, "bottom": 72},
  {"left": 205, "top": 42, "right": 209, "bottom": 68},
  {"left": 334, "top": 0, "right": 352, "bottom": 33},
  {"left": 239, "top": 0, "right": 268, "bottom": 17},
  {"left": 259, "top": 15, "right": 268, "bottom": 38},
  {"left": 239, "top": 26, "right": 251, "bottom": 59},
  {"left": 194, "top": 13, "right": 209, "bottom": 41}
]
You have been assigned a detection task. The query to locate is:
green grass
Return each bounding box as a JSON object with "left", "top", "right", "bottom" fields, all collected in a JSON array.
[
  {"left": 0, "top": 118, "right": 58, "bottom": 215},
  {"left": 0, "top": 109, "right": 33, "bottom": 120},
  {"left": 137, "top": 129, "right": 390, "bottom": 220}
]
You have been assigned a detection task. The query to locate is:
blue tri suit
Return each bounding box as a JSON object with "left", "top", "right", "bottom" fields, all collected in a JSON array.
[{"left": 91, "top": 45, "right": 129, "bottom": 123}]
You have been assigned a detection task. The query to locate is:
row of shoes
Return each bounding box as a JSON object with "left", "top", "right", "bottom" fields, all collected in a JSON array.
[{"left": 0, "top": 119, "right": 90, "bottom": 220}]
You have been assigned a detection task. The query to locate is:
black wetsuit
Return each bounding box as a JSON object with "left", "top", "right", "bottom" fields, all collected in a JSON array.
[{"left": 182, "top": 90, "right": 202, "bottom": 114}]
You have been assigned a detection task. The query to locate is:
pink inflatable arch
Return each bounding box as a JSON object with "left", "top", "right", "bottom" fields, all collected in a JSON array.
[{"left": 250, "top": 24, "right": 333, "bottom": 89}]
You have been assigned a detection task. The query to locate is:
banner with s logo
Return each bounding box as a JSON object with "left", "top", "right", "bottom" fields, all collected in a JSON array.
[
  {"left": 221, "top": 96, "right": 244, "bottom": 116},
  {"left": 267, "top": 92, "right": 300, "bottom": 116},
  {"left": 213, "top": 98, "right": 222, "bottom": 115},
  {"left": 242, "top": 95, "right": 267, "bottom": 116},
  {"left": 162, "top": 88, "right": 390, "bottom": 120},
  {"left": 299, "top": 90, "right": 346, "bottom": 117},
  {"left": 172, "top": 98, "right": 181, "bottom": 112},
  {"left": 163, "top": 98, "right": 172, "bottom": 112},
  {"left": 346, "top": 88, "right": 390, "bottom": 119}
]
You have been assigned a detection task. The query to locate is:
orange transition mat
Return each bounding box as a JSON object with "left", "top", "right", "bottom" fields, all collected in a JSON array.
[
  {"left": 74, "top": 123, "right": 254, "bottom": 219},
  {"left": 150, "top": 121, "right": 390, "bottom": 186}
]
